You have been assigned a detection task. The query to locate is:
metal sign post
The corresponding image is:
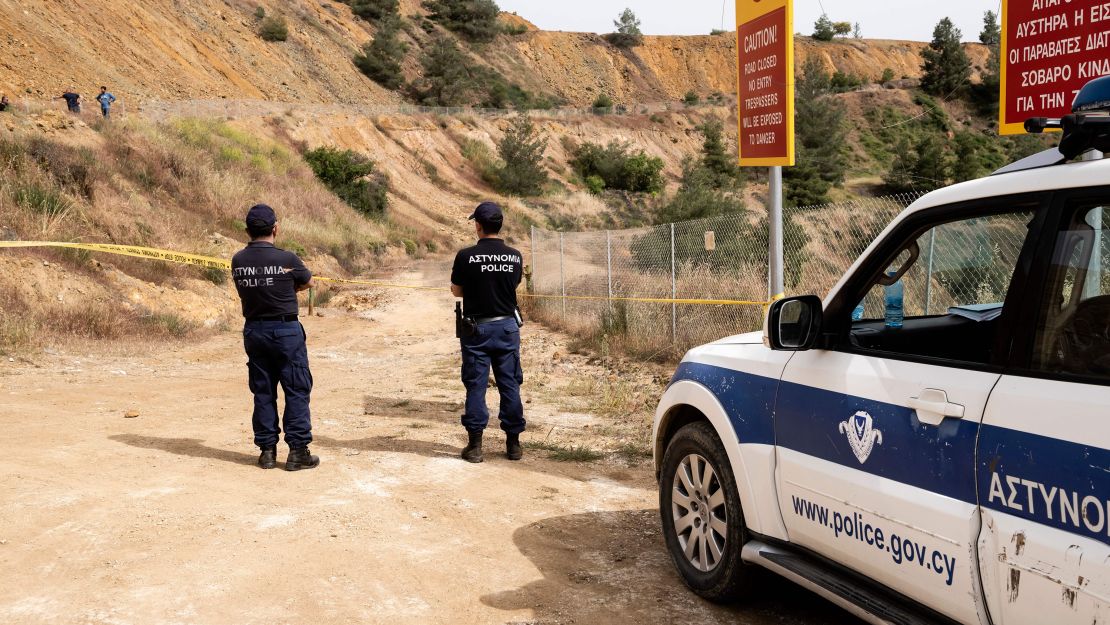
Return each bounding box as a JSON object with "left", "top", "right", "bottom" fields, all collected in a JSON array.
[
  {"left": 736, "top": 0, "right": 794, "bottom": 301},
  {"left": 768, "top": 167, "right": 785, "bottom": 300}
]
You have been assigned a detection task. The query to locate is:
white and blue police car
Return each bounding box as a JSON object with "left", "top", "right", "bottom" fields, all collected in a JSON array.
[{"left": 652, "top": 76, "right": 1110, "bottom": 625}]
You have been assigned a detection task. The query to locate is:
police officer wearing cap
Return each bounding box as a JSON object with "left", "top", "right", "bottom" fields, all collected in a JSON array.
[
  {"left": 450, "top": 201, "right": 526, "bottom": 463},
  {"left": 232, "top": 204, "right": 320, "bottom": 471}
]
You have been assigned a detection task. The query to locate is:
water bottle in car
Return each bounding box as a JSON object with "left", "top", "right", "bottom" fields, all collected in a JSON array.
[
  {"left": 852, "top": 302, "right": 865, "bottom": 321},
  {"left": 884, "top": 272, "right": 904, "bottom": 329}
]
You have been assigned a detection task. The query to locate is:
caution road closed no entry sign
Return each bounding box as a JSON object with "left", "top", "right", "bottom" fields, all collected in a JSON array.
[{"left": 736, "top": 0, "right": 795, "bottom": 166}]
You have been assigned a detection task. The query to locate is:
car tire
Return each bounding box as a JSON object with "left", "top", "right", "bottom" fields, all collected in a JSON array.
[{"left": 659, "top": 420, "right": 755, "bottom": 602}]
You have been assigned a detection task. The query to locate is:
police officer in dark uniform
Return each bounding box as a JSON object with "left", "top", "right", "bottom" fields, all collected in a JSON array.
[
  {"left": 450, "top": 201, "right": 525, "bottom": 463},
  {"left": 232, "top": 204, "right": 320, "bottom": 471}
]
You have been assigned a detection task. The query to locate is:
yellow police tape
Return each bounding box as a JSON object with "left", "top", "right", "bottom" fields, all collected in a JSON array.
[{"left": 0, "top": 240, "right": 771, "bottom": 307}]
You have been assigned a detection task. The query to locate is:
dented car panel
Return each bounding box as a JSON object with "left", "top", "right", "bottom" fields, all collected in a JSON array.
[{"left": 977, "top": 376, "right": 1110, "bottom": 625}]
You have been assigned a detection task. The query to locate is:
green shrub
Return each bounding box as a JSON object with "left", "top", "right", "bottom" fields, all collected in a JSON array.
[
  {"left": 881, "top": 68, "right": 896, "bottom": 83},
  {"left": 592, "top": 93, "right": 613, "bottom": 112},
  {"left": 303, "top": 146, "right": 390, "bottom": 217},
  {"left": 459, "top": 138, "right": 500, "bottom": 186},
  {"left": 830, "top": 71, "right": 863, "bottom": 92},
  {"left": 14, "top": 183, "right": 70, "bottom": 217},
  {"left": 493, "top": 115, "right": 548, "bottom": 196},
  {"left": 584, "top": 175, "right": 605, "bottom": 195},
  {"left": 569, "top": 141, "right": 664, "bottom": 194},
  {"left": 411, "top": 37, "right": 477, "bottom": 106},
  {"left": 202, "top": 267, "right": 228, "bottom": 285},
  {"left": 259, "top": 15, "right": 289, "bottom": 42},
  {"left": 412, "top": 36, "right": 553, "bottom": 109},
  {"left": 279, "top": 239, "right": 307, "bottom": 256},
  {"left": 423, "top": 0, "right": 501, "bottom": 42},
  {"left": 254, "top": 6, "right": 266, "bottom": 19},
  {"left": 342, "top": 0, "right": 399, "bottom": 22},
  {"left": 353, "top": 15, "right": 408, "bottom": 89},
  {"left": 698, "top": 117, "right": 741, "bottom": 189},
  {"left": 683, "top": 90, "right": 700, "bottom": 106}
]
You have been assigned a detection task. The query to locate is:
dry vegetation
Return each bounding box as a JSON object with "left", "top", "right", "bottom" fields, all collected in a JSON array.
[{"left": 0, "top": 116, "right": 404, "bottom": 353}]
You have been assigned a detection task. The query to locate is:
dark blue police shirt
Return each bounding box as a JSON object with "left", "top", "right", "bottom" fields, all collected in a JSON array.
[
  {"left": 451, "top": 238, "right": 523, "bottom": 318},
  {"left": 61, "top": 92, "right": 80, "bottom": 107},
  {"left": 231, "top": 242, "right": 312, "bottom": 319}
]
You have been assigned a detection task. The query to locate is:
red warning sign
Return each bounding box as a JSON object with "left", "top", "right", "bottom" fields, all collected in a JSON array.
[
  {"left": 736, "top": 0, "right": 794, "bottom": 166},
  {"left": 1001, "top": 0, "right": 1110, "bottom": 134}
]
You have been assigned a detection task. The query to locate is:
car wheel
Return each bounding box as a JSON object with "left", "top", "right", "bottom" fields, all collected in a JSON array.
[{"left": 659, "top": 420, "right": 754, "bottom": 602}]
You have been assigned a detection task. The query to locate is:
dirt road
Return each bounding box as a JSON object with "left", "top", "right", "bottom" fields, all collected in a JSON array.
[{"left": 0, "top": 265, "right": 858, "bottom": 625}]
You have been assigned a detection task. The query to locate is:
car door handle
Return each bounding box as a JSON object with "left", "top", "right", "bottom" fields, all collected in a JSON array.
[{"left": 908, "top": 389, "right": 964, "bottom": 426}]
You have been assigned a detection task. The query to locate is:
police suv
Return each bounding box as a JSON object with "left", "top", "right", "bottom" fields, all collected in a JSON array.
[{"left": 652, "top": 77, "right": 1110, "bottom": 625}]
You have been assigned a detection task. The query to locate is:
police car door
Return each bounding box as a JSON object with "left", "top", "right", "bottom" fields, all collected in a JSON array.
[
  {"left": 977, "top": 194, "right": 1110, "bottom": 625},
  {"left": 775, "top": 197, "right": 1048, "bottom": 624}
]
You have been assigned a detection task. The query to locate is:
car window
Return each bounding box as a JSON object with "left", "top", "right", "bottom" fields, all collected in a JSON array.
[
  {"left": 1030, "top": 204, "right": 1110, "bottom": 381},
  {"left": 846, "top": 209, "right": 1035, "bottom": 365}
]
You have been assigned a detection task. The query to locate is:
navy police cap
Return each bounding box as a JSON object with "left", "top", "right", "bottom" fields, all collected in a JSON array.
[
  {"left": 468, "top": 201, "right": 503, "bottom": 224},
  {"left": 246, "top": 203, "right": 277, "bottom": 227}
]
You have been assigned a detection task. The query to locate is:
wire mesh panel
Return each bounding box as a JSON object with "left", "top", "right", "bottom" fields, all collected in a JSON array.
[{"left": 530, "top": 193, "right": 924, "bottom": 357}]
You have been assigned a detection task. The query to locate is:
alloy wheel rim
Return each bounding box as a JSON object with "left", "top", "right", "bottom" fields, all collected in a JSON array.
[{"left": 671, "top": 453, "right": 727, "bottom": 572}]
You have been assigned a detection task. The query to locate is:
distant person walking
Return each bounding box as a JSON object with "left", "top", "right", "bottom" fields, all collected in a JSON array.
[
  {"left": 231, "top": 204, "right": 320, "bottom": 472},
  {"left": 58, "top": 90, "right": 81, "bottom": 114},
  {"left": 95, "top": 86, "right": 116, "bottom": 118},
  {"left": 0, "top": 95, "right": 9, "bottom": 112}
]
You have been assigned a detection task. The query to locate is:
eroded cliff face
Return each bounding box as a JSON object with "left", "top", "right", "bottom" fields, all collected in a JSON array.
[
  {"left": 0, "top": 0, "right": 987, "bottom": 108},
  {"left": 0, "top": 0, "right": 396, "bottom": 104}
]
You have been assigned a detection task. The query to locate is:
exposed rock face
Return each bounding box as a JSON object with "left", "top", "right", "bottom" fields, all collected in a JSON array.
[{"left": 0, "top": 1, "right": 988, "bottom": 107}]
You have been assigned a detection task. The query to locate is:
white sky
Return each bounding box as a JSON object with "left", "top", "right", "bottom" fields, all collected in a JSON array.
[{"left": 496, "top": 1, "right": 1001, "bottom": 42}]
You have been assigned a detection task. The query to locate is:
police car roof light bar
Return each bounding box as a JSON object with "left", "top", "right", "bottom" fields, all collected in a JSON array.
[{"left": 1000, "top": 77, "right": 1110, "bottom": 172}]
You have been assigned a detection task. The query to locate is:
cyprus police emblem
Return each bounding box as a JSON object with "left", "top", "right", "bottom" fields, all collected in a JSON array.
[{"left": 838, "top": 411, "right": 883, "bottom": 464}]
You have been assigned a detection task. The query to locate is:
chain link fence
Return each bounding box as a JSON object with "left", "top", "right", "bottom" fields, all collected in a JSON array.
[
  {"left": 528, "top": 193, "right": 924, "bottom": 358},
  {"left": 136, "top": 98, "right": 687, "bottom": 123}
]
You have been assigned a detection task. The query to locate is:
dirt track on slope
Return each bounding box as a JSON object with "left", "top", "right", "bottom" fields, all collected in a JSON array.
[{"left": 0, "top": 265, "right": 859, "bottom": 625}]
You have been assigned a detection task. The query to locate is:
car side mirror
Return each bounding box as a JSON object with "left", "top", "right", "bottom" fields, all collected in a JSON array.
[{"left": 766, "top": 295, "right": 824, "bottom": 351}]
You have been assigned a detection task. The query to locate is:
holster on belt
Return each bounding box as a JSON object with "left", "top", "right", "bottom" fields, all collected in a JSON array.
[{"left": 455, "top": 302, "right": 477, "bottom": 339}]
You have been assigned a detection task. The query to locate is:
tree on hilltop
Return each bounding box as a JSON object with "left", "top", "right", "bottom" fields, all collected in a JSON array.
[
  {"left": 921, "top": 17, "right": 971, "bottom": 97},
  {"left": 813, "top": 14, "right": 835, "bottom": 41},
  {"left": 980, "top": 10, "right": 1000, "bottom": 45},
  {"left": 607, "top": 8, "right": 643, "bottom": 48}
]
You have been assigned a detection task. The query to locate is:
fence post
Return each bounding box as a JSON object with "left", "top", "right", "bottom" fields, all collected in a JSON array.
[
  {"left": 559, "top": 232, "right": 566, "bottom": 319},
  {"left": 529, "top": 225, "right": 537, "bottom": 295},
  {"left": 924, "top": 227, "right": 937, "bottom": 315},
  {"left": 606, "top": 230, "right": 613, "bottom": 318},
  {"left": 670, "top": 223, "right": 677, "bottom": 343}
]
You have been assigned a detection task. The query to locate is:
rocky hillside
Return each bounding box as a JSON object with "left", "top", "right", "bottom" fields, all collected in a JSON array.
[{"left": 0, "top": 0, "right": 989, "bottom": 107}]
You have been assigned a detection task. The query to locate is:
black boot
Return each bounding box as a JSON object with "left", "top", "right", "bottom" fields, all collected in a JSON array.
[
  {"left": 506, "top": 432, "right": 523, "bottom": 461},
  {"left": 258, "top": 445, "right": 277, "bottom": 470},
  {"left": 461, "top": 430, "right": 484, "bottom": 463},
  {"left": 286, "top": 446, "right": 320, "bottom": 471}
]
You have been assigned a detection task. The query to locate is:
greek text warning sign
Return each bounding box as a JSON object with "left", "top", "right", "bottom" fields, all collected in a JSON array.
[{"left": 1001, "top": 0, "right": 1110, "bottom": 134}]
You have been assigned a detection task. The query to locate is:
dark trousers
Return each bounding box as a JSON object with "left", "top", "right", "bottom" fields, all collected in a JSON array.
[
  {"left": 460, "top": 318, "right": 525, "bottom": 434},
  {"left": 243, "top": 320, "right": 313, "bottom": 449}
]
